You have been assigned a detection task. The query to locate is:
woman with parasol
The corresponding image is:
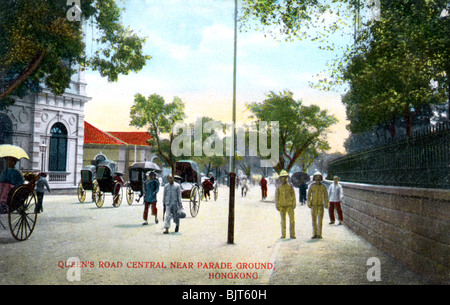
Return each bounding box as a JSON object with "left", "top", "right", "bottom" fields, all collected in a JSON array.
[{"left": 0, "top": 145, "right": 28, "bottom": 212}]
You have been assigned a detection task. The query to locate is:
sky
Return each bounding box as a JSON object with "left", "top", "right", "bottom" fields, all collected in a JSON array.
[{"left": 84, "top": 0, "right": 355, "bottom": 154}]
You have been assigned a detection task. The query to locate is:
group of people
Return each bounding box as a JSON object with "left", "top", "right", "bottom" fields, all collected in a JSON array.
[
  {"left": 143, "top": 168, "right": 344, "bottom": 240},
  {"left": 141, "top": 171, "right": 182, "bottom": 234},
  {"left": 274, "top": 170, "right": 344, "bottom": 239},
  {"left": 2, "top": 153, "right": 344, "bottom": 241}
]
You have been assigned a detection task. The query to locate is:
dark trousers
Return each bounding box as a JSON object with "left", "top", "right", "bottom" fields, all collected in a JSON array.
[
  {"left": 329, "top": 201, "right": 343, "bottom": 222},
  {"left": 299, "top": 192, "right": 307, "bottom": 203},
  {"left": 36, "top": 192, "right": 44, "bottom": 213}
]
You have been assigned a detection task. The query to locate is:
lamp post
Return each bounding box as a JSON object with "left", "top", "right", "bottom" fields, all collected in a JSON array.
[
  {"left": 39, "top": 142, "right": 47, "bottom": 172},
  {"left": 227, "top": 0, "right": 238, "bottom": 244}
]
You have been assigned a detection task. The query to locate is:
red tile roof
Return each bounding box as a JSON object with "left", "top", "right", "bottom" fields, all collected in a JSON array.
[
  {"left": 108, "top": 131, "right": 152, "bottom": 146},
  {"left": 84, "top": 122, "right": 152, "bottom": 146},
  {"left": 84, "top": 122, "right": 126, "bottom": 145}
]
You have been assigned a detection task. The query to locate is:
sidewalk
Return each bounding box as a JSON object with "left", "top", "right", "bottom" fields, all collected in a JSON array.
[
  {"left": 246, "top": 183, "right": 426, "bottom": 285},
  {"left": 268, "top": 205, "right": 428, "bottom": 284}
]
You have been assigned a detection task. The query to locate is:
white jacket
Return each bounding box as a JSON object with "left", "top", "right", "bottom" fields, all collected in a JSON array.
[{"left": 328, "top": 183, "right": 344, "bottom": 202}]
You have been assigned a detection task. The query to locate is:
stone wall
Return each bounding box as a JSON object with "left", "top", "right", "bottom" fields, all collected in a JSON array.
[{"left": 341, "top": 182, "right": 449, "bottom": 284}]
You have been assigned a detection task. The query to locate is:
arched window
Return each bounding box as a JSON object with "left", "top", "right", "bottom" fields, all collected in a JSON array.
[
  {"left": 0, "top": 113, "right": 13, "bottom": 145},
  {"left": 49, "top": 122, "right": 68, "bottom": 172}
]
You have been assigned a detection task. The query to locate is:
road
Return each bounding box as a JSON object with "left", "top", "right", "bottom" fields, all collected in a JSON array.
[{"left": 0, "top": 183, "right": 427, "bottom": 285}]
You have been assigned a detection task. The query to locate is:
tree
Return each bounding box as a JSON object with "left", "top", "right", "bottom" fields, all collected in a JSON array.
[
  {"left": 332, "top": 1, "right": 449, "bottom": 138},
  {"left": 130, "top": 93, "right": 185, "bottom": 175},
  {"left": 0, "top": 0, "right": 150, "bottom": 106},
  {"left": 247, "top": 90, "right": 338, "bottom": 173}
]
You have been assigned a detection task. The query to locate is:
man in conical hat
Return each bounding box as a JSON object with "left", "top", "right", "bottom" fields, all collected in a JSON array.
[
  {"left": 307, "top": 172, "right": 329, "bottom": 239},
  {"left": 275, "top": 170, "right": 296, "bottom": 239}
]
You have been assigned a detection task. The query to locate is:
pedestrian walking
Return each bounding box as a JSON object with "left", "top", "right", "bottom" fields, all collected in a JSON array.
[
  {"left": 143, "top": 171, "right": 160, "bottom": 225},
  {"left": 328, "top": 176, "right": 344, "bottom": 225},
  {"left": 307, "top": 172, "right": 329, "bottom": 239},
  {"left": 35, "top": 173, "right": 51, "bottom": 213},
  {"left": 260, "top": 176, "right": 268, "bottom": 200},
  {"left": 163, "top": 174, "right": 182, "bottom": 234},
  {"left": 299, "top": 180, "right": 307, "bottom": 205},
  {"left": 241, "top": 178, "right": 248, "bottom": 197},
  {"left": 275, "top": 170, "right": 296, "bottom": 239}
]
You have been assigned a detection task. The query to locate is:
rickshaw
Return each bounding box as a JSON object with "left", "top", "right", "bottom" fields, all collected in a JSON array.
[
  {"left": 77, "top": 165, "right": 99, "bottom": 203},
  {"left": 0, "top": 172, "right": 41, "bottom": 241},
  {"left": 0, "top": 145, "right": 39, "bottom": 241},
  {"left": 175, "top": 160, "right": 201, "bottom": 217},
  {"left": 94, "top": 160, "right": 124, "bottom": 208},
  {"left": 125, "top": 161, "right": 161, "bottom": 205}
]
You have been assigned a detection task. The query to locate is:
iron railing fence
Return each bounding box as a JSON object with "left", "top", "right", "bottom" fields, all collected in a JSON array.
[{"left": 328, "top": 122, "right": 450, "bottom": 189}]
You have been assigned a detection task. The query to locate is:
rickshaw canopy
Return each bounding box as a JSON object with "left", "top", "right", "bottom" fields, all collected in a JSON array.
[
  {"left": 96, "top": 160, "right": 120, "bottom": 179},
  {"left": 81, "top": 165, "right": 96, "bottom": 183},
  {"left": 176, "top": 160, "right": 200, "bottom": 184}
]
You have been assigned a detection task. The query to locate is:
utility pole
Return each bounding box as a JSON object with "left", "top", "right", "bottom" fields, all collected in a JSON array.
[{"left": 228, "top": 0, "right": 238, "bottom": 244}]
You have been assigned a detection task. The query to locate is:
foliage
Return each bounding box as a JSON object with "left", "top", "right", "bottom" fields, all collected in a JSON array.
[
  {"left": 247, "top": 90, "right": 337, "bottom": 173},
  {"left": 0, "top": 0, "right": 150, "bottom": 106},
  {"left": 295, "top": 138, "right": 330, "bottom": 172},
  {"left": 328, "top": 0, "right": 449, "bottom": 137},
  {"left": 189, "top": 117, "right": 227, "bottom": 175},
  {"left": 130, "top": 93, "right": 185, "bottom": 175},
  {"left": 240, "top": 0, "right": 356, "bottom": 47},
  {"left": 242, "top": 1, "right": 449, "bottom": 140}
]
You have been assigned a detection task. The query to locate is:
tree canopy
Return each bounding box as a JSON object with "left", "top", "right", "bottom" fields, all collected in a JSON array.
[
  {"left": 340, "top": 0, "right": 449, "bottom": 138},
  {"left": 130, "top": 93, "right": 185, "bottom": 175},
  {"left": 247, "top": 90, "right": 337, "bottom": 173},
  {"left": 242, "top": 0, "right": 449, "bottom": 140},
  {"left": 0, "top": 0, "right": 150, "bottom": 106}
]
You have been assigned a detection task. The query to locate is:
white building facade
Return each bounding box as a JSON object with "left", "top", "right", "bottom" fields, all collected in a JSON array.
[{"left": 0, "top": 69, "right": 90, "bottom": 191}]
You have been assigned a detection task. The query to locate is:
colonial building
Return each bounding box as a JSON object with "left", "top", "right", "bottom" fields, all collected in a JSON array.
[
  {"left": 0, "top": 68, "right": 90, "bottom": 191},
  {"left": 83, "top": 121, "right": 154, "bottom": 180}
]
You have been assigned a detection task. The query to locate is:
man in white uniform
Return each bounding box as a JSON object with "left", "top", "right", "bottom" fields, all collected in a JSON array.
[
  {"left": 328, "top": 176, "right": 344, "bottom": 225},
  {"left": 163, "top": 174, "right": 182, "bottom": 234}
]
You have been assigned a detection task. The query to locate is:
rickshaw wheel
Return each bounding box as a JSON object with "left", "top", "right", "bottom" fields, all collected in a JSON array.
[
  {"left": 96, "top": 192, "right": 105, "bottom": 208},
  {"left": 8, "top": 186, "right": 37, "bottom": 241},
  {"left": 92, "top": 180, "right": 99, "bottom": 202},
  {"left": 214, "top": 185, "right": 218, "bottom": 201},
  {"left": 77, "top": 182, "right": 86, "bottom": 203},
  {"left": 126, "top": 185, "right": 134, "bottom": 205},
  {"left": 189, "top": 186, "right": 200, "bottom": 217},
  {"left": 113, "top": 182, "right": 123, "bottom": 207}
]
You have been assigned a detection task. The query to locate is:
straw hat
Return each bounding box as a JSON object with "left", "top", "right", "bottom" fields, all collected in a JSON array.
[{"left": 279, "top": 170, "right": 289, "bottom": 177}]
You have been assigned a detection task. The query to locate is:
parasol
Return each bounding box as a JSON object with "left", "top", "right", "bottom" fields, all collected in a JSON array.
[
  {"left": 0, "top": 144, "right": 30, "bottom": 160},
  {"left": 129, "top": 161, "right": 161, "bottom": 173},
  {"left": 290, "top": 172, "right": 310, "bottom": 188}
]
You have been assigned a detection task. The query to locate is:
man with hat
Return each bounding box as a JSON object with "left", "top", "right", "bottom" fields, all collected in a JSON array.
[
  {"left": 143, "top": 171, "right": 160, "bottom": 225},
  {"left": 307, "top": 172, "right": 329, "bottom": 239},
  {"left": 163, "top": 174, "right": 182, "bottom": 234},
  {"left": 328, "top": 176, "right": 344, "bottom": 225},
  {"left": 275, "top": 170, "right": 296, "bottom": 239}
]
